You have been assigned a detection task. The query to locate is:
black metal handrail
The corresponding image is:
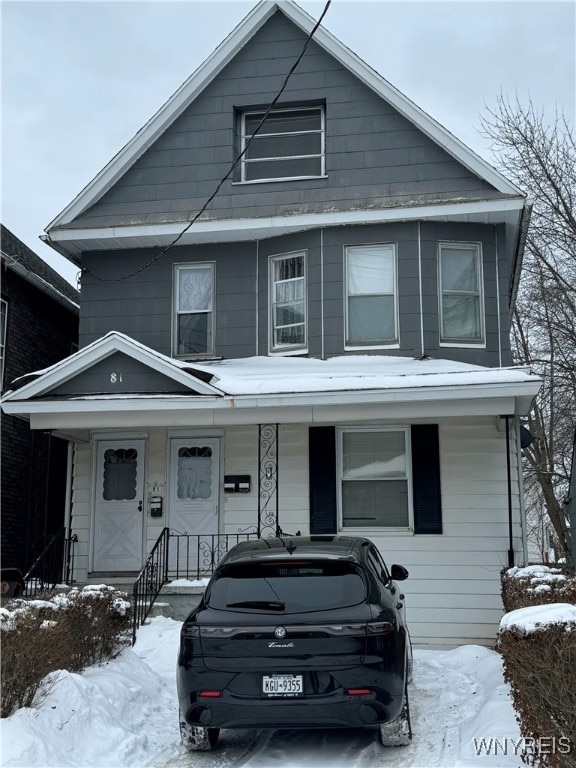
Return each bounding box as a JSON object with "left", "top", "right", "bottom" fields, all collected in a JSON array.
[
  {"left": 23, "top": 527, "right": 77, "bottom": 598},
  {"left": 169, "top": 530, "right": 259, "bottom": 581},
  {"left": 132, "top": 527, "right": 170, "bottom": 644}
]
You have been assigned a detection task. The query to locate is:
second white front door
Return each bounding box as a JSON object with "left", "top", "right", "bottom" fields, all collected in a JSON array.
[{"left": 169, "top": 438, "right": 220, "bottom": 570}]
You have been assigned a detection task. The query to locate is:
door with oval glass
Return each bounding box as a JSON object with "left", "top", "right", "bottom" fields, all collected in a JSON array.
[
  {"left": 169, "top": 438, "right": 220, "bottom": 573},
  {"left": 93, "top": 439, "right": 146, "bottom": 572}
]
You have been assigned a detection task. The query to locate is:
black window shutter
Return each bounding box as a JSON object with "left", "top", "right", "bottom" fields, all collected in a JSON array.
[
  {"left": 411, "top": 424, "right": 443, "bottom": 534},
  {"left": 309, "top": 426, "right": 337, "bottom": 534}
]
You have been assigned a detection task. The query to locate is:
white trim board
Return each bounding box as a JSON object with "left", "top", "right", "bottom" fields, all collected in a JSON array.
[
  {"left": 45, "top": 0, "right": 522, "bottom": 234},
  {"left": 46, "top": 198, "right": 526, "bottom": 260}
]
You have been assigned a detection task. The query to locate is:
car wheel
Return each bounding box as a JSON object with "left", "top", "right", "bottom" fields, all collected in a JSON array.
[
  {"left": 179, "top": 709, "right": 220, "bottom": 751},
  {"left": 406, "top": 634, "right": 414, "bottom": 685},
  {"left": 378, "top": 685, "right": 412, "bottom": 747}
]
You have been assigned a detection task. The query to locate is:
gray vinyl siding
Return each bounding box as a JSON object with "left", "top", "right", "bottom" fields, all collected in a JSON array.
[
  {"left": 51, "top": 352, "right": 194, "bottom": 396},
  {"left": 66, "top": 11, "right": 502, "bottom": 231},
  {"left": 80, "top": 241, "right": 258, "bottom": 359},
  {"left": 79, "top": 221, "right": 510, "bottom": 367}
]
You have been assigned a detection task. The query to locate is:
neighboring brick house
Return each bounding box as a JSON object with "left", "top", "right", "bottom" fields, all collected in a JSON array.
[{"left": 1, "top": 225, "right": 79, "bottom": 573}]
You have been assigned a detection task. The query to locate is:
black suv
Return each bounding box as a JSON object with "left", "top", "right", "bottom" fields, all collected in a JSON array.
[{"left": 177, "top": 535, "right": 412, "bottom": 751}]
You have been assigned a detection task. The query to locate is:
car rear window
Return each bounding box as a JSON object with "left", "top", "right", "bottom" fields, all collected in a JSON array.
[{"left": 207, "top": 560, "right": 366, "bottom": 613}]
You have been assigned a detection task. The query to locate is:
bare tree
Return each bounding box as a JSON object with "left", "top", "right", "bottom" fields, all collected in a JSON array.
[{"left": 482, "top": 97, "right": 575, "bottom": 561}]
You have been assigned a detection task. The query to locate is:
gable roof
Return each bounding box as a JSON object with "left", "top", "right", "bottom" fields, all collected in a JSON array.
[
  {"left": 2, "top": 331, "right": 222, "bottom": 400},
  {"left": 46, "top": 0, "right": 522, "bottom": 236},
  {"left": 1, "top": 224, "right": 79, "bottom": 312}
]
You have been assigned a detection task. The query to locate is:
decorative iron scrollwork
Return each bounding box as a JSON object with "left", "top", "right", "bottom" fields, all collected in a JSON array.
[{"left": 258, "top": 424, "right": 279, "bottom": 538}]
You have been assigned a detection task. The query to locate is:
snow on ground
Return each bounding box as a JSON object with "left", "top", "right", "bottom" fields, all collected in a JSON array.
[{"left": 1, "top": 617, "right": 522, "bottom": 768}]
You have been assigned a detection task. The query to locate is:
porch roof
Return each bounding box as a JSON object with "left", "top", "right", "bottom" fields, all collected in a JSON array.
[{"left": 1, "top": 332, "right": 542, "bottom": 432}]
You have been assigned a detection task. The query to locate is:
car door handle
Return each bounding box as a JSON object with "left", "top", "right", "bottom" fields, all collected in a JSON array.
[{"left": 138, "top": 501, "right": 143, "bottom": 512}]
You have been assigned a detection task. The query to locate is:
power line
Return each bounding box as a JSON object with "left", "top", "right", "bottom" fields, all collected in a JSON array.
[{"left": 82, "top": 0, "right": 332, "bottom": 284}]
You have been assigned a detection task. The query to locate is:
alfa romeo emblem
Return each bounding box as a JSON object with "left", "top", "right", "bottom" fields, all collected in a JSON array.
[{"left": 274, "top": 626, "right": 287, "bottom": 639}]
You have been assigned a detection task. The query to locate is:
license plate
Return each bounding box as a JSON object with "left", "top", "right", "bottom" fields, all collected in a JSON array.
[{"left": 262, "top": 674, "right": 303, "bottom": 697}]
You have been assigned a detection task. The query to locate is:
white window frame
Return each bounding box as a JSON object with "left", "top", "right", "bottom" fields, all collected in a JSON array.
[
  {"left": 172, "top": 263, "right": 215, "bottom": 359},
  {"left": 0, "top": 299, "right": 7, "bottom": 388},
  {"left": 337, "top": 426, "right": 413, "bottom": 532},
  {"left": 239, "top": 106, "right": 325, "bottom": 183},
  {"left": 269, "top": 251, "right": 307, "bottom": 355},
  {"left": 344, "top": 243, "right": 399, "bottom": 349},
  {"left": 438, "top": 242, "right": 485, "bottom": 347}
]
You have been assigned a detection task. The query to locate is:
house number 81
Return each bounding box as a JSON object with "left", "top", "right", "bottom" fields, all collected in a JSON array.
[{"left": 110, "top": 373, "right": 123, "bottom": 383}]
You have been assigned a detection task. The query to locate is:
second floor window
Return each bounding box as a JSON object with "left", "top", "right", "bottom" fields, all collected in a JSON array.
[
  {"left": 241, "top": 106, "right": 324, "bottom": 182},
  {"left": 439, "top": 243, "right": 484, "bottom": 344},
  {"left": 270, "top": 252, "right": 307, "bottom": 352},
  {"left": 345, "top": 244, "right": 398, "bottom": 347},
  {"left": 173, "top": 264, "right": 215, "bottom": 357}
]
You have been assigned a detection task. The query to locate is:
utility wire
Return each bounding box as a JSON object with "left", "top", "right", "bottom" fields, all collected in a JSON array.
[{"left": 82, "top": 0, "right": 332, "bottom": 284}]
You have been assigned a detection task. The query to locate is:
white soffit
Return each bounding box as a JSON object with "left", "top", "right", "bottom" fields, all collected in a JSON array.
[
  {"left": 46, "top": 199, "right": 525, "bottom": 258},
  {"left": 46, "top": 0, "right": 522, "bottom": 233}
]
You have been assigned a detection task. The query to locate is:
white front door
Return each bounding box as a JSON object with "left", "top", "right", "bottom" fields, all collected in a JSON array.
[
  {"left": 93, "top": 439, "right": 146, "bottom": 572},
  {"left": 169, "top": 438, "right": 220, "bottom": 572}
]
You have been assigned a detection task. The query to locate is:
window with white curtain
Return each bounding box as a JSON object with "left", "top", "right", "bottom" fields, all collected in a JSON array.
[
  {"left": 345, "top": 244, "right": 398, "bottom": 346},
  {"left": 173, "top": 263, "right": 215, "bottom": 357},
  {"left": 439, "top": 243, "right": 484, "bottom": 344},
  {"left": 339, "top": 428, "right": 411, "bottom": 529},
  {"left": 270, "top": 252, "right": 307, "bottom": 352}
]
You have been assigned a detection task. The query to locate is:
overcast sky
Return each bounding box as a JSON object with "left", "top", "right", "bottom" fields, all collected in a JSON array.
[{"left": 2, "top": 0, "right": 574, "bottom": 287}]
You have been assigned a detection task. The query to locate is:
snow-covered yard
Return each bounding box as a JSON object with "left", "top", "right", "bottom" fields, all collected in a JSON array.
[{"left": 1, "top": 616, "right": 524, "bottom": 768}]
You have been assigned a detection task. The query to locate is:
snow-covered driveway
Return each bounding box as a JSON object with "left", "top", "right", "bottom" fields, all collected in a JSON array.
[{"left": 2, "top": 617, "right": 522, "bottom": 768}]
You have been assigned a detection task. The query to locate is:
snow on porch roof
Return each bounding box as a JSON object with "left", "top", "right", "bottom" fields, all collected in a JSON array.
[{"left": 190, "top": 354, "right": 541, "bottom": 397}]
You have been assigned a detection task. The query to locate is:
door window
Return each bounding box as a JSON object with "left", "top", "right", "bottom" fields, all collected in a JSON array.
[
  {"left": 102, "top": 448, "right": 138, "bottom": 501},
  {"left": 177, "top": 446, "right": 213, "bottom": 500}
]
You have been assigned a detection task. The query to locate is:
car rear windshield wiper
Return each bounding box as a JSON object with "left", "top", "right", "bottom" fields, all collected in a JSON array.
[{"left": 226, "top": 600, "right": 286, "bottom": 610}]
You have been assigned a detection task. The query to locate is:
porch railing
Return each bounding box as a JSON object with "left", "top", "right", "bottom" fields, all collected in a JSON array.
[
  {"left": 132, "top": 527, "right": 170, "bottom": 644},
  {"left": 169, "top": 529, "right": 259, "bottom": 581},
  {"left": 131, "top": 529, "right": 260, "bottom": 643},
  {"left": 23, "top": 527, "right": 77, "bottom": 598}
]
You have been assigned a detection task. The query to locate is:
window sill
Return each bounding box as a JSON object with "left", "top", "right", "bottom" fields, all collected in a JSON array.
[
  {"left": 344, "top": 343, "right": 400, "bottom": 351},
  {"left": 340, "top": 527, "right": 413, "bottom": 535},
  {"left": 439, "top": 341, "right": 486, "bottom": 349},
  {"left": 173, "top": 355, "right": 223, "bottom": 362},
  {"left": 231, "top": 175, "right": 328, "bottom": 186},
  {"left": 268, "top": 347, "right": 308, "bottom": 357}
]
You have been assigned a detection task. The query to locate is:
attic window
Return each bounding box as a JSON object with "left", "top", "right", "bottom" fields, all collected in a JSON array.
[{"left": 240, "top": 106, "right": 324, "bottom": 182}]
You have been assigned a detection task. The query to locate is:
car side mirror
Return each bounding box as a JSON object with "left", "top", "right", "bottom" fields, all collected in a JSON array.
[{"left": 390, "top": 564, "right": 409, "bottom": 581}]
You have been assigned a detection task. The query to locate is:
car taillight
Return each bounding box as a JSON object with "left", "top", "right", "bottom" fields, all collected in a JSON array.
[
  {"left": 199, "top": 691, "right": 221, "bottom": 698},
  {"left": 181, "top": 624, "right": 200, "bottom": 639},
  {"left": 347, "top": 688, "right": 372, "bottom": 696},
  {"left": 367, "top": 621, "right": 395, "bottom": 635}
]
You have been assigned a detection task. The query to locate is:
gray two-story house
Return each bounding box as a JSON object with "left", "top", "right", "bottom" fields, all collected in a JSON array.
[{"left": 1, "top": 0, "right": 541, "bottom": 645}]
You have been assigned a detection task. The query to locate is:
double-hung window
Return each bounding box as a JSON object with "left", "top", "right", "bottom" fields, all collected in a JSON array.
[
  {"left": 439, "top": 243, "right": 484, "bottom": 344},
  {"left": 173, "top": 263, "right": 215, "bottom": 357},
  {"left": 346, "top": 244, "right": 398, "bottom": 347},
  {"left": 339, "top": 428, "right": 411, "bottom": 529},
  {"left": 270, "top": 252, "right": 306, "bottom": 352},
  {"left": 240, "top": 106, "right": 324, "bottom": 182}
]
